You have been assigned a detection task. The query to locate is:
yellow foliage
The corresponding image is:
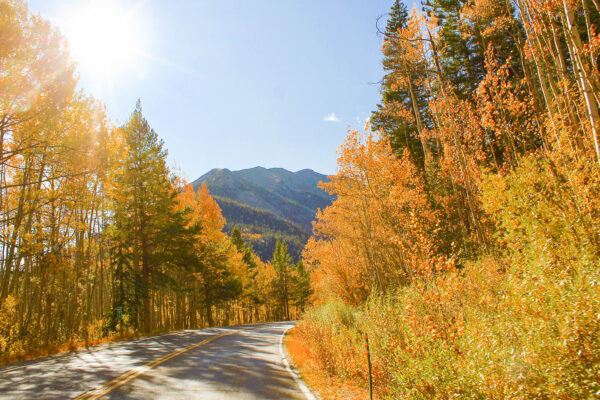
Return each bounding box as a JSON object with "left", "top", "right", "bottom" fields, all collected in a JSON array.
[
  {"left": 305, "top": 128, "right": 444, "bottom": 305},
  {"left": 0, "top": 296, "right": 23, "bottom": 357}
]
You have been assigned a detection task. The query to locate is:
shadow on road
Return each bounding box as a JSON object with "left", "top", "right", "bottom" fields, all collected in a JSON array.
[
  {"left": 108, "top": 323, "right": 303, "bottom": 399},
  {"left": 0, "top": 322, "right": 302, "bottom": 400}
]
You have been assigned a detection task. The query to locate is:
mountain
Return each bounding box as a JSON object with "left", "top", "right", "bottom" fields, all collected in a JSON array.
[{"left": 191, "top": 167, "right": 333, "bottom": 261}]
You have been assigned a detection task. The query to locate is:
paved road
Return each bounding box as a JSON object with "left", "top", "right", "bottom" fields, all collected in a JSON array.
[{"left": 0, "top": 322, "right": 315, "bottom": 400}]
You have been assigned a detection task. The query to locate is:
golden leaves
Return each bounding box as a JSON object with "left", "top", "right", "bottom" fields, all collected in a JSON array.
[{"left": 306, "top": 127, "right": 445, "bottom": 303}]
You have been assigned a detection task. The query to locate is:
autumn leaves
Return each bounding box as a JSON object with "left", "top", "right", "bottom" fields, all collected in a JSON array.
[
  {"left": 297, "top": 0, "right": 600, "bottom": 397},
  {"left": 0, "top": 0, "right": 304, "bottom": 361}
]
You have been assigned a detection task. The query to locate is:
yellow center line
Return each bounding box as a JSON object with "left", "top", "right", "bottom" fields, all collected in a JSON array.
[{"left": 75, "top": 328, "right": 242, "bottom": 400}]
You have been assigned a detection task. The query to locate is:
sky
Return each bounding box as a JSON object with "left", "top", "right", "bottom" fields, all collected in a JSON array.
[{"left": 26, "top": 0, "right": 402, "bottom": 180}]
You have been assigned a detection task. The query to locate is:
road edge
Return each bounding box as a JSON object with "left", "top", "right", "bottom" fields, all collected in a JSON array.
[{"left": 279, "top": 325, "right": 320, "bottom": 400}]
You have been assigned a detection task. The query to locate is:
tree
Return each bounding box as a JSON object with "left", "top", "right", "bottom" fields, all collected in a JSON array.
[
  {"left": 372, "top": 1, "right": 428, "bottom": 165},
  {"left": 422, "top": 0, "right": 523, "bottom": 98},
  {"left": 272, "top": 239, "right": 293, "bottom": 320},
  {"left": 110, "top": 100, "right": 174, "bottom": 333},
  {"left": 192, "top": 184, "right": 243, "bottom": 326},
  {"left": 230, "top": 226, "right": 261, "bottom": 321},
  {"left": 196, "top": 240, "right": 242, "bottom": 326},
  {"left": 304, "top": 128, "right": 440, "bottom": 303},
  {"left": 231, "top": 225, "right": 258, "bottom": 275},
  {"left": 291, "top": 260, "right": 312, "bottom": 312}
]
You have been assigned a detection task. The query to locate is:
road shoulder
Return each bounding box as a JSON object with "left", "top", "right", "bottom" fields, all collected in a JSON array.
[{"left": 284, "top": 327, "right": 372, "bottom": 400}]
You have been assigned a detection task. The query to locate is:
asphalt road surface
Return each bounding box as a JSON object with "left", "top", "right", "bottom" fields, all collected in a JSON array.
[{"left": 0, "top": 322, "right": 316, "bottom": 400}]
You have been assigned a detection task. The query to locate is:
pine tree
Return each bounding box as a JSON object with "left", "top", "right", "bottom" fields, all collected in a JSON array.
[
  {"left": 272, "top": 239, "right": 292, "bottom": 320},
  {"left": 231, "top": 227, "right": 258, "bottom": 274},
  {"left": 196, "top": 240, "right": 242, "bottom": 326},
  {"left": 190, "top": 186, "right": 243, "bottom": 326},
  {"left": 422, "top": 0, "right": 523, "bottom": 98},
  {"left": 110, "top": 100, "right": 174, "bottom": 333},
  {"left": 230, "top": 226, "right": 244, "bottom": 250},
  {"left": 372, "top": 0, "right": 427, "bottom": 167},
  {"left": 384, "top": 0, "right": 408, "bottom": 38},
  {"left": 230, "top": 225, "right": 260, "bottom": 320},
  {"left": 423, "top": 0, "right": 479, "bottom": 97},
  {"left": 291, "top": 260, "right": 312, "bottom": 312}
]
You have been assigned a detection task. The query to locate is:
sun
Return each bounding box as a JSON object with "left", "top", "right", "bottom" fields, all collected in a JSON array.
[{"left": 63, "top": 0, "right": 144, "bottom": 82}]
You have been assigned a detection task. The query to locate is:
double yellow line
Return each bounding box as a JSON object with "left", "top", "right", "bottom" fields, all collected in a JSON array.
[{"left": 76, "top": 330, "right": 235, "bottom": 400}]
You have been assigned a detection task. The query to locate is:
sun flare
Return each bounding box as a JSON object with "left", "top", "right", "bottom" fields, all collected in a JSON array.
[{"left": 63, "top": 0, "right": 144, "bottom": 81}]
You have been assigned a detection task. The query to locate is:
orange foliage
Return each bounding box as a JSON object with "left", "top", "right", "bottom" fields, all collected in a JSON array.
[
  {"left": 301, "top": 1, "right": 600, "bottom": 398},
  {"left": 304, "top": 128, "right": 446, "bottom": 304},
  {"left": 196, "top": 183, "right": 226, "bottom": 237},
  {"left": 285, "top": 328, "right": 374, "bottom": 400},
  {"left": 174, "top": 182, "right": 226, "bottom": 241}
]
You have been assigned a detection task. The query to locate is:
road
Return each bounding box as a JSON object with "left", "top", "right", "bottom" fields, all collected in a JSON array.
[{"left": 0, "top": 322, "right": 316, "bottom": 400}]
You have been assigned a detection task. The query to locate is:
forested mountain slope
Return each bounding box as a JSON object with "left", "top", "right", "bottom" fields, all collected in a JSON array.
[{"left": 192, "top": 167, "right": 333, "bottom": 260}]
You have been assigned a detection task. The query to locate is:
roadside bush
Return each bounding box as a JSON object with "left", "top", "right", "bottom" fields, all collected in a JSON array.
[
  {"left": 296, "top": 152, "right": 600, "bottom": 399},
  {"left": 295, "top": 301, "right": 365, "bottom": 379},
  {"left": 297, "top": 256, "right": 600, "bottom": 399}
]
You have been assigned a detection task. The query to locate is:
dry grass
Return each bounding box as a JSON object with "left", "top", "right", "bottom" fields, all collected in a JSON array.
[{"left": 285, "top": 327, "right": 375, "bottom": 400}]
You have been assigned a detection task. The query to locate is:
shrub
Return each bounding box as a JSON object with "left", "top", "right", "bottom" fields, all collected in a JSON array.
[{"left": 297, "top": 255, "right": 600, "bottom": 399}]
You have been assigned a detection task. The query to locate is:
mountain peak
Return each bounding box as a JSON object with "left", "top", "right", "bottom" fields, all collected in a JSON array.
[{"left": 191, "top": 166, "right": 333, "bottom": 261}]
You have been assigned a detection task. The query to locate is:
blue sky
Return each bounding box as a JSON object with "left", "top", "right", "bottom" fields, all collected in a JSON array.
[{"left": 26, "top": 0, "right": 402, "bottom": 180}]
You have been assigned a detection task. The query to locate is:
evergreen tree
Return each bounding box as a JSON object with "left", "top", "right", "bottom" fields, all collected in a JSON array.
[
  {"left": 189, "top": 186, "right": 243, "bottom": 326},
  {"left": 372, "top": 0, "right": 427, "bottom": 167},
  {"left": 230, "top": 226, "right": 258, "bottom": 274},
  {"left": 424, "top": 0, "right": 481, "bottom": 97},
  {"left": 384, "top": 0, "right": 408, "bottom": 38},
  {"left": 291, "top": 260, "right": 312, "bottom": 312},
  {"left": 230, "top": 225, "right": 260, "bottom": 320},
  {"left": 422, "top": 0, "right": 523, "bottom": 98},
  {"left": 111, "top": 100, "right": 174, "bottom": 333},
  {"left": 197, "top": 240, "right": 242, "bottom": 326},
  {"left": 272, "top": 239, "right": 292, "bottom": 320},
  {"left": 230, "top": 225, "right": 245, "bottom": 250}
]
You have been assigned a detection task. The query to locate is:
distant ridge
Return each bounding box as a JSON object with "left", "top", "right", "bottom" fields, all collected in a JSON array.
[{"left": 192, "top": 167, "right": 333, "bottom": 261}]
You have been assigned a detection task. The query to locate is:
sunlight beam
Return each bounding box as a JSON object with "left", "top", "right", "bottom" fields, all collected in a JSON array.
[{"left": 62, "top": 0, "right": 145, "bottom": 85}]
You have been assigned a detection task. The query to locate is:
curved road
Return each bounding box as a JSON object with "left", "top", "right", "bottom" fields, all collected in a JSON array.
[{"left": 0, "top": 322, "right": 316, "bottom": 400}]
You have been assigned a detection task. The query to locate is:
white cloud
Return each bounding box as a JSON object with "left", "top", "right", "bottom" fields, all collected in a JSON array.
[{"left": 323, "top": 112, "right": 341, "bottom": 123}]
